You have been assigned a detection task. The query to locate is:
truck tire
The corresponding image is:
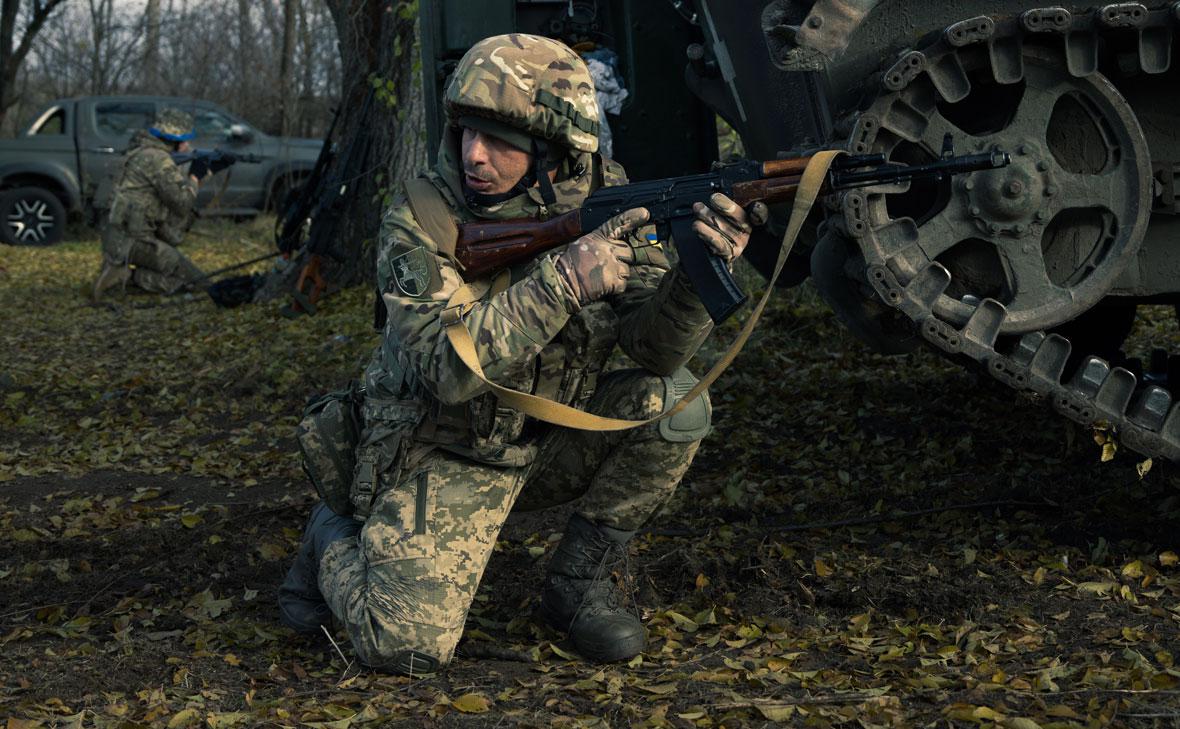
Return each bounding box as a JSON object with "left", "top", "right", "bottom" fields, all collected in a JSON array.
[{"left": 0, "top": 187, "right": 67, "bottom": 246}]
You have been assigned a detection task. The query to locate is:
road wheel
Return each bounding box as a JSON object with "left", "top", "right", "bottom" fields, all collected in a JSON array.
[{"left": 0, "top": 187, "right": 67, "bottom": 246}]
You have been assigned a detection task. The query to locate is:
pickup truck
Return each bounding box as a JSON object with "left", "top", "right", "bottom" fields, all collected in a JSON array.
[{"left": 0, "top": 95, "right": 323, "bottom": 245}]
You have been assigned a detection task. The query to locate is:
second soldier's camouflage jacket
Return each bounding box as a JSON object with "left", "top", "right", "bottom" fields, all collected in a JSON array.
[
  {"left": 363, "top": 135, "right": 715, "bottom": 468},
  {"left": 104, "top": 130, "right": 197, "bottom": 261}
]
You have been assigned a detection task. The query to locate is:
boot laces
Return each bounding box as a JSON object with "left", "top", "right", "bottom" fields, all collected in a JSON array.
[{"left": 570, "top": 536, "right": 639, "bottom": 626}]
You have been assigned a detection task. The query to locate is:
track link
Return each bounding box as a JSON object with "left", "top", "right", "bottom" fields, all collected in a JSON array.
[{"left": 831, "top": 3, "right": 1180, "bottom": 461}]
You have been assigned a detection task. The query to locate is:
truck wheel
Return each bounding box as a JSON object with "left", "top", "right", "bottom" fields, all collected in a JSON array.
[{"left": 0, "top": 187, "right": 67, "bottom": 246}]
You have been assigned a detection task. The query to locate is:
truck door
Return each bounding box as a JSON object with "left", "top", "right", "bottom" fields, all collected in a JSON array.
[
  {"left": 82, "top": 99, "right": 157, "bottom": 212},
  {"left": 188, "top": 105, "right": 268, "bottom": 212}
]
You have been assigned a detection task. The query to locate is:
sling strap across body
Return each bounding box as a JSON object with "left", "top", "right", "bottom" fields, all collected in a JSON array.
[{"left": 405, "top": 151, "right": 844, "bottom": 432}]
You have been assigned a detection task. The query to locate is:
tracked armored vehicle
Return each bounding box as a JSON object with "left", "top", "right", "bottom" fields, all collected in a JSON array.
[
  {"left": 725, "top": 1, "right": 1180, "bottom": 461},
  {"left": 421, "top": 1, "right": 1180, "bottom": 462}
]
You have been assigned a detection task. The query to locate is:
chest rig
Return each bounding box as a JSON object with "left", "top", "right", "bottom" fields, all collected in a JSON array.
[{"left": 391, "top": 155, "right": 625, "bottom": 464}]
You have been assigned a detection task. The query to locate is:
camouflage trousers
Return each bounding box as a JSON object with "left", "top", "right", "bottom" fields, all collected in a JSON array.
[
  {"left": 318, "top": 367, "right": 707, "bottom": 670},
  {"left": 102, "top": 235, "right": 204, "bottom": 294}
]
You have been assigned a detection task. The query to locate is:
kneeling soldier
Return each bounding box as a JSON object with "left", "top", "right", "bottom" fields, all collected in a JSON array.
[{"left": 278, "top": 33, "right": 756, "bottom": 673}]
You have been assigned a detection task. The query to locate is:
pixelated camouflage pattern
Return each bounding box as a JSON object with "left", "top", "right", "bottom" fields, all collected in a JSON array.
[
  {"left": 101, "top": 130, "right": 202, "bottom": 293},
  {"left": 370, "top": 144, "right": 715, "bottom": 461},
  {"left": 319, "top": 368, "right": 702, "bottom": 667},
  {"left": 297, "top": 390, "right": 362, "bottom": 516},
  {"left": 153, "top": 108, "right": 194, "bottom": 139},
  {"left": 313, "top": 105, "right": 719, "bottom": 669},
  {"left": 445, "top": 33, "right": 601, "bottom": 153}
]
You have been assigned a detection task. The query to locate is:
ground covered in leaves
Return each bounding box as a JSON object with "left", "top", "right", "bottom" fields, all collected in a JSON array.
[{"left": 2, "top": 222, "right": 1180, "bottom": 728}]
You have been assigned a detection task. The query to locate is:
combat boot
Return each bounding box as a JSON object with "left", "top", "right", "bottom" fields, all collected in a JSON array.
[
  {"left": 92, "top": 263, "right": 130, "bottom": 300},
  {"left": 539, "top": 513, "right": 646, "bottom": 663},
  {"left": 278, "top": 502, "right": 361, "bottom": 634}
]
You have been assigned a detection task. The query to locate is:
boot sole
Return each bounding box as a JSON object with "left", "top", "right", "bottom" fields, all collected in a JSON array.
[{"left": 572, "top": 630, "right": 646, "bottom": 664}]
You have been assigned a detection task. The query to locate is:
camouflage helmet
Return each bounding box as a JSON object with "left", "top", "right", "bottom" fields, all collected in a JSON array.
[
  {"left": 150, "top": 108, "right": 195, "bottom": 142},
  {"left": 444, "top": 34, "right": 600, "bottom": 154}
]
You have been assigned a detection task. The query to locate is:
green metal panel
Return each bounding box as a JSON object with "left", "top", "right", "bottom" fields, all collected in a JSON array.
[
  {"left": 420, "top": 1, "right": 518, "bottom": 165},
  {"left": 418, "top": 0, "right": 717, "bottom": 179}
]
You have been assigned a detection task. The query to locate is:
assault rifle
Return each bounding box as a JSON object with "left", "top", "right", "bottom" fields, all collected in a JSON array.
[
  {"left": 171, "top": 147, "right": 263, "bottom": 169},
  {"left": 275, "top": 88, "right": 375, "bottom": 316},
  {"left": 455, "top": 137, "right": 1011, "bottom": 323}
]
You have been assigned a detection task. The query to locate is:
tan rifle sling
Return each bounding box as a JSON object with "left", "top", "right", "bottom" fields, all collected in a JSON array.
[
  {"left": 404, "top": 178, "right": 460, "bottom": 262},
  {"left": 439, "top": 151, "right": 844, "bottom": 431}
]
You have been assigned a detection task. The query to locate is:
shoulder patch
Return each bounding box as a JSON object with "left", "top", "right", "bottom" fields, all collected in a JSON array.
[{"left": 392, "top": 246, "right": 442, "bottom": 298}]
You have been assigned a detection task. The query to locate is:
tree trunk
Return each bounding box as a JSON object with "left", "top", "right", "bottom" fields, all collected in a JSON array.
[
  {"left": 236, "top": 0, "right": 252, "bottom": 117},
  {"left": 143, "top": 0, "right": 161, "bottom": 93},
  {"left": 278, "top": 0, "right": 297, "bottom": 136},
  {"left": 258, "top": 0, "right": 427, "bottom": 303},
  {"left": 297, "top": 0, "right": 313, "bottom": 137},
  {"left": 0, "top": 0, "right": 70, "bottom": 128},
  {"left": 87, "top": 0, "right": 106, "bottom": 94}
]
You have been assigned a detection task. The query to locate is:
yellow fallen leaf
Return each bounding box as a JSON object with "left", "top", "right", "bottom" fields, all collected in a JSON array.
[
  {"left": 548, "top": 642, "right": 577, "bottom": 661},
  {"left": 1160, "top": 551, "right": 1178, "bottom": 567},
  {"left": 180, "top": 513, "right": 202, "bottom": 528},
  {"left": 205, "top": 712, "right": 248, "bottom": 729},
  {"left": 757, "top": 705, "right": 795, "bottom": 721},
  {"left": 166, "top": 708, "right": 200, "bottom": 728},
  {"left": 814, "top": 558, "right": 833, "bottom": 577},
  {"left": 223, "top": 653, "right": 241, "bottom": 666},
  {"left": 665, "top": 610, "right": 699, "bottom": 632},
  {"left": 639, "top": 682, "right": 678, "bottom": 696},
  {"left": 1046, "top": 704, "right": 1081, "bottom": 719},
  {"left": 451, "top": 693, "right": 491, "bottom": 713}
]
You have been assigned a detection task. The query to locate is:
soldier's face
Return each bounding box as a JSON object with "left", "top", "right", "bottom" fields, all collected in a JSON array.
[{"left": 461, "top": 127, "right": 531, "bottom": 195}]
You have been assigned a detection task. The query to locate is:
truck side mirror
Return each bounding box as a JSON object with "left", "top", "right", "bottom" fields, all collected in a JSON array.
[{"left": 228, "top": 123, "right": 253, "bottom": 144}]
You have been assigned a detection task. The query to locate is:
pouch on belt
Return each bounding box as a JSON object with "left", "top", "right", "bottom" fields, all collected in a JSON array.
[{"left": 296, "top": 381, "right": 364, "bottom": 516}]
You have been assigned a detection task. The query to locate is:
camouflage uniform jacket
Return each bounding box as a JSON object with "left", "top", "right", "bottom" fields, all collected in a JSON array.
[
  {"left": 104, "top": 131, "right": 198, "bottom": 260},
  {"left": 364, "top": 141, "right": 715, "bottom": 467}
]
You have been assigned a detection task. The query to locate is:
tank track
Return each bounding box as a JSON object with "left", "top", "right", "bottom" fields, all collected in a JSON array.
[{"left": 830, "top": 3, "right": 1180, "bottom": 461}]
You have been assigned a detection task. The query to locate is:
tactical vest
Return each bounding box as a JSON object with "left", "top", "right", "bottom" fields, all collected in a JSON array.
[{"left": 376, "top": 154, "right": 645, "bottom": 466}]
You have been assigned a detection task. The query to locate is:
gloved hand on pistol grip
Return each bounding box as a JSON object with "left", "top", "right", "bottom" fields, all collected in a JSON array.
[
  {"left": 692, "top": 193, "right": 764, "bottom": 265},
  {"left": 209, "top": 152, "right": 237, "bottom": 175},
  {"left": 554, "top": 207, "right": 649, "bottom": 305},
  {"left": 188, "top": 156, "right": 211, "bottom": 181}
]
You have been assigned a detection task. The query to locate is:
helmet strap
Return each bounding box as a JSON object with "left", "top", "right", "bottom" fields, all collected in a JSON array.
[
  {"left": 462, "top": 137, "right": 561, "bottom": 208},
  {"left": 533, "top": 138, "right": 558, "bottom": 206}
]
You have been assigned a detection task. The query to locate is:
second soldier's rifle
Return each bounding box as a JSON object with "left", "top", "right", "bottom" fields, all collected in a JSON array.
[
  {"left": 171, "top": 148, "right": 263, "bottom": 175},
  {"left": 276, "top": 88, "right": 375, "bottom": 316},
  {"left": 454, "top": 136, "right": 1011, "bottom": 324}
]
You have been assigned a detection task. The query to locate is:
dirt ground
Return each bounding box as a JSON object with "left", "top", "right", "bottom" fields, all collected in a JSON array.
[{"left": 2, "top": 225, "right": 1180, "bottom": 728}]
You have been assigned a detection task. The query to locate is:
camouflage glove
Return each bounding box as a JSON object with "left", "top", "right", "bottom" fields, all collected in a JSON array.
[
  {"left": 554, "top": 207, "right": 649, "bottom": 306},
  {"left": 692, "top": 193, "right": 767, "bottom": 264}
]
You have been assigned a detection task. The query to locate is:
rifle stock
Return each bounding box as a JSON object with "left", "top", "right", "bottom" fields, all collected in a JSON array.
[{"left": 454, "top": 210, "right": 584, "bottom": 277}]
